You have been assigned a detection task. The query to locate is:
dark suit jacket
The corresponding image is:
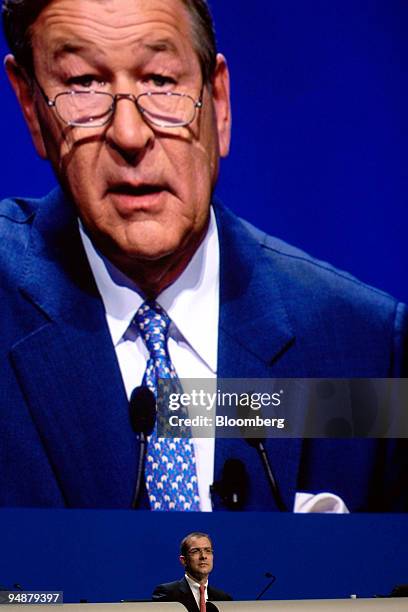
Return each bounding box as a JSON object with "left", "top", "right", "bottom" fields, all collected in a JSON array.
[
  {"left": 0, "top": 187, "right": 407, "bottom": 510},
  {"left": 152, "top": 577, "right": 232, "bottom": 611}
]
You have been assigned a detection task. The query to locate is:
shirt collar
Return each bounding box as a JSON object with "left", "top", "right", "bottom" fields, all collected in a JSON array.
[
  {"left": 185, "top": 573, "right": 208, "bottom": 591},
  {"left": 79, "top": 209, "right": 219, "bottom": 373}
]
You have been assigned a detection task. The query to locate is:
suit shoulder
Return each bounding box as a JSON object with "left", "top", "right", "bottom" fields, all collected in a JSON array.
[
  {"left": 240, "top": 216, "right": 402, "bottom": 313},
  {"left": 0, "top": 196, "right": 38, "bottom": 225},
  {"left": 0, "top": 196, "right": 38, "bottom": 270},
  {"left": 153, "top": 580, "right": 180, "bottom": 591},
  {"left": 214, "top": 204, "right": 408, "bottom": 375},
  {"left": 152, "top": 581, "right": 180, "bottom": 600}
]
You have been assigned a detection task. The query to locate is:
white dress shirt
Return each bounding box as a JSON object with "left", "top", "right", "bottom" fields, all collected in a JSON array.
[{"left": 79, "top": 210, "right": 218, "bottom": 511}]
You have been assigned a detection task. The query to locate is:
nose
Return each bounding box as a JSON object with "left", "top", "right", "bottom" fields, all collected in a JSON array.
[{"left": 105, "top": 93, "right": 154, "bottom": 162}]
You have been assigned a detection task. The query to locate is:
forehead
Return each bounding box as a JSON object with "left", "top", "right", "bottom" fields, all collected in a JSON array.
[
  {"left": 30, "top": 0, "right": 199, "bottom": 73},
  {"left": 186, "top": 536, "right": 211, "bottom": 549}
]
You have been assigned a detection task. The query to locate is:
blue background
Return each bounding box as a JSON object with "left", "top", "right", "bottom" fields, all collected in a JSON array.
[{"left": 1, "top": 0, "right": 408, "bottom": 603}]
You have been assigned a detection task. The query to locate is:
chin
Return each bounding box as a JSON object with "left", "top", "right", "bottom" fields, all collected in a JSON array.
[
  {"left": 103, "top": 232, "right": 178, "bottom": 262},
  {"left": 123, "top": 243, "right": 180, "bottom": 263},
  {"left": 120, "top": 228, "right": 184, "bottom": 257}
]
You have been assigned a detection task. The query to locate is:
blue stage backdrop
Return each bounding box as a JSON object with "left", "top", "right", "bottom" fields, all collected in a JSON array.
[
  {"left": 0, "top": 0, "right": 407, "bottom": 605},
  {"left": 0, "top": 0, "right": 407, "bottom": 302},
  {"left": 1, "top": 510, "right": 408, "bottom": 602}
]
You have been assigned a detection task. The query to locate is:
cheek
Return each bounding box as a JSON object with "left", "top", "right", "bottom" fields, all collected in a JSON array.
[
  {"left": 169, "top": 106, "right": 219, "bottom": 198},
  {"left": 37, "top": 101, "right": 102, "bottom": 179},
  {"left": 198, "top": 106, "right": 221, "bottom": 179},
  {"left": 179, "top": 140, "right": 215, "bottom": 199},
  {"left": 57, "top": 140, "right": 104, "bottom": 200}
]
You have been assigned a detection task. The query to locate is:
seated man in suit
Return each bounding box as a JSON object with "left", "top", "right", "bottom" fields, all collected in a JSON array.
[
  {"left": 0, "top": 0, "right": 407, "bottom": 511},
  {"left": 152, "top": 532, "right": 232, "bottom": 610}
]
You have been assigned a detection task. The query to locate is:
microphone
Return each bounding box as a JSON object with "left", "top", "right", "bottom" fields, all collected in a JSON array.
[
  {"left": 235, "top": 397, "right": 286, "bottom": 511},
  {"left": 129, "top": 386, "right": 156, "bottom": 435},
  {"left": 129, "top": 386, "right": 156, "bottom": 509},
  {"left": 255, "top": 572, "right": 277, "bottom": 600},
  {"left": 246, "top": 438, "right": 287, "bottom": 511},
  {"left": 210, "top": 458, "right": 248, "bottom": 510},
  {"left": 206, "top": 603, "right": 220, "bottom": 611}
]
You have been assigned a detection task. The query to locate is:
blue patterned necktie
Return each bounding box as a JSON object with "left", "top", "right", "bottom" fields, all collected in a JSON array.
[{"left": 135, "top": 300, "right": 200, "bottom": 511}]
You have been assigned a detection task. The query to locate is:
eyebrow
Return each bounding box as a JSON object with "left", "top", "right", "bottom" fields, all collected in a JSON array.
[
  {"left": 51, "top": 40, "right": 107, "bottom": 62},
  {"left": 142, "top": 39, "right": 179, "bottom": 55},
  {"left": 51, "top": 38, "right": 180, "bottom": 62}
]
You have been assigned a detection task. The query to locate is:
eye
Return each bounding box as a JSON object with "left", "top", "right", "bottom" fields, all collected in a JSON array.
[
  {"left": 145, "top": 73, "right": 176, "bottom": 88},
  {"left": 67, "top": 75, "right": 106, "bottom": 89}
]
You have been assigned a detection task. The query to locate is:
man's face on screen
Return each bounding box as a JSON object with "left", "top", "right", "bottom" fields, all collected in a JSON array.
[
  {"left": 180, "top": 535, "right": 214, "bottom": 582},
  {"left": 7, "top": 0, "right": 231, "bottom": 282}
]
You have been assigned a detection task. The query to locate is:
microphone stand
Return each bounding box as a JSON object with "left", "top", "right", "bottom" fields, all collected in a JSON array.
[
  {"left": 257, "top": 440, "right": 286, "bottom": 511},
  {"left": 248, "top": 438, "right": 287, "bottom": 511},
  {"left": 132, "top": 431, "right": 148, "bottom": 509},
  {"left": 256, "top": 572, "right": 276, "bottom": 600}
]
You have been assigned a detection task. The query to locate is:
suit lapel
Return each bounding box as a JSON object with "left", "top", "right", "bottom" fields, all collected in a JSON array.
[
  {"left": 216, "top": 203, "right": 295, "bottom": 376},
  {"left": 179, "top": 578, "right": 199, "bottom": 612},
  {"left": 214, "top": 202, "right": 302, "bottom": 511},
  {"left": 11, "top": 188, "right": 138, "bottom": 507}
]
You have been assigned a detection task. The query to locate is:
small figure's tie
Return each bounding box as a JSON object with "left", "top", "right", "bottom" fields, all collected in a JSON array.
[
  {"left": 199, "top": 584, "right": 206, "bottom": 612},
  {"left": 135, "top": 301, "right": 200, "bottom": 511}
]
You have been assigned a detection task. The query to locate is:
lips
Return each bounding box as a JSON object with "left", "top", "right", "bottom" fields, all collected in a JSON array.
[
  {"left": 108, "top": 182, "right": 165, "bottom": 197},
  {"left": 106, "top": 181, "right": 169, "bottom": 213}
]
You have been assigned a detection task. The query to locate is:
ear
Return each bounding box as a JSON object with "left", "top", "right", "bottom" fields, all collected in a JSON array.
[
  {"left": 4, "top": 54, "right": 48, "bottom": 159},
  {"left": 211, "top": 53, "right": 231, "bottom": 158},
  {"left": 179, "top": 555, "right": 187, "bottom": 568}
]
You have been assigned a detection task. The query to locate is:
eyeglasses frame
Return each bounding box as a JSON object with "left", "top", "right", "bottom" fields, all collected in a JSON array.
[
  {"left": 33, "top": 77, "right": 204, "bottom": 129},
  {"left": 186, "top": 547, "right": 214, "bottom": 557}
]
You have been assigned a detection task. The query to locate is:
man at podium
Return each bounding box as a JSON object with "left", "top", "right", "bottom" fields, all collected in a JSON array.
[{"left": 152, "top": 532, "right": 232, "bottom": 611}]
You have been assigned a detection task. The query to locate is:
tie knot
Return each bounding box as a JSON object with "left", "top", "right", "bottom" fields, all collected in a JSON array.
[
  {"left": 199, "top": 585, "right": 205, "bottom": 594},
  {"left": 135, "top": 301, "right": 171, "bottom": 358}
]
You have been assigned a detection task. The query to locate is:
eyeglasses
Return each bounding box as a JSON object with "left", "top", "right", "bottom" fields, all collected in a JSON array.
[
  {"left": 35, "top": 80, "right": 203, "bottom": 129},
  {"left": 187, "top": 547, "right": 214, "bottom": 556}
]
